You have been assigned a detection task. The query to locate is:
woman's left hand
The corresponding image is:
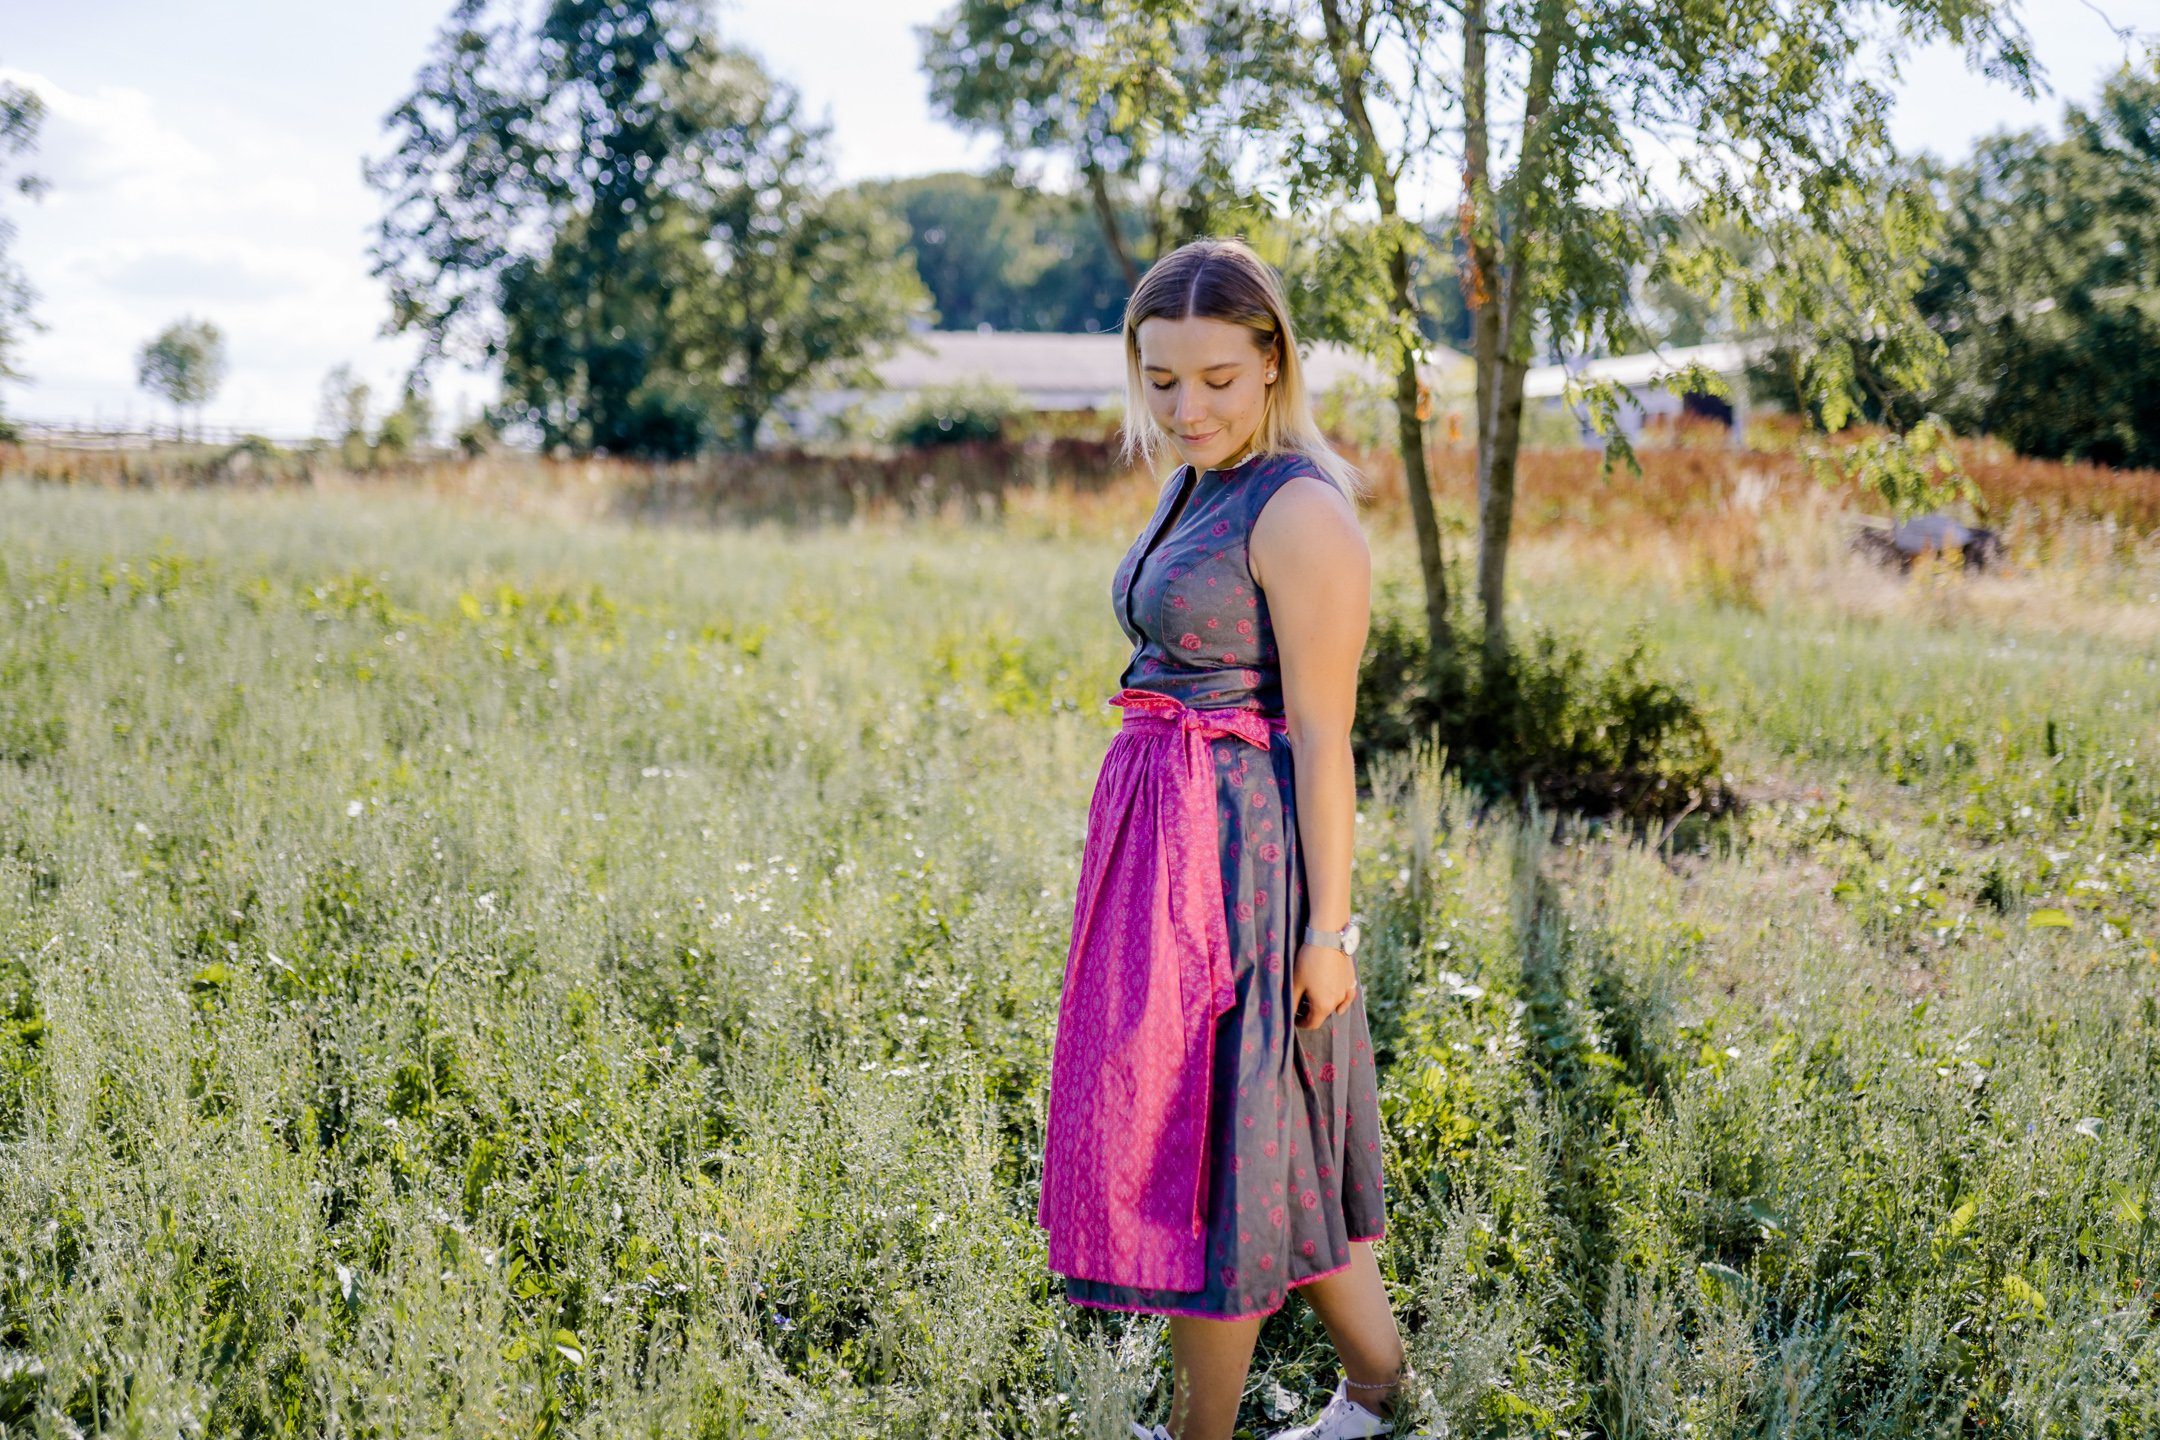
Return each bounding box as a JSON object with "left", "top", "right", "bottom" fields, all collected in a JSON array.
[{"left": 1290, "top": 943, "right": 1357, "bottom": 1029}]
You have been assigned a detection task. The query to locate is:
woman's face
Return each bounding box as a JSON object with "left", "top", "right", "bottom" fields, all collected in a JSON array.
[{"left": 1135, "top": 315, "right": 1277, "bottom": 473}]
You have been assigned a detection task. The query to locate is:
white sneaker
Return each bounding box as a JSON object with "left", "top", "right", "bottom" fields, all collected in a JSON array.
[
  {"left": 1129, "top": 1425, "right": 1172, "bottom": 1440},
  {"left": 1263, "top": 1378, "right": 1395, "bottom": 1440}
]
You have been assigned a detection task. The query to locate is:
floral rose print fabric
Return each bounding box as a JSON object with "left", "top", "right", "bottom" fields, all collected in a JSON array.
[{"left": 1043, "top": 450, "right": 1387, "bottom": 1321}]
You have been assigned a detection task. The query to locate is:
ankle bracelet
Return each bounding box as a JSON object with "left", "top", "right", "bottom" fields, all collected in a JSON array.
[{"left": 1342, "top": 1374, "right": 1400, "bottom": 1392}]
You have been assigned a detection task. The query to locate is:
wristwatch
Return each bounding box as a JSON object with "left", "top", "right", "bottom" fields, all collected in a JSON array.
[{"left": 1303, "top": 918, "right": 1362, "bottom": 957}]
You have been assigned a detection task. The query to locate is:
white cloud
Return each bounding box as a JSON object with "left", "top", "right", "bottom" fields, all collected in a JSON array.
[
  {"left": 0, "top": 66, "right": 212, "bottom": 197},
  {"left": 0, "top": 65, "right": 485, "bottom": 437},
  {"left": 2, "top": 1, "right": 2147, "bottom": 437},
  {"left": 87, "top": 241, "right": 316, "bottom": 302}
]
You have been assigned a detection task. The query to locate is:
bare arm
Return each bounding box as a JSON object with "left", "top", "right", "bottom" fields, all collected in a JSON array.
[{"left": 1251, "top": 474, "right": 1371, "bottom": 1026}]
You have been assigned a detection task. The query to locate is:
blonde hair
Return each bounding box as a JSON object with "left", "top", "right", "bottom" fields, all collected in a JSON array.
[{"left": 1119, "top": 237, "right": 1366, "bottom": 502}]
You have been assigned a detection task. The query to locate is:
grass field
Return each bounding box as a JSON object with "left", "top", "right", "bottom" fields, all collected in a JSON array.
[{"left": 2, "top": 460, "right": 2158, "bottom": 1437}]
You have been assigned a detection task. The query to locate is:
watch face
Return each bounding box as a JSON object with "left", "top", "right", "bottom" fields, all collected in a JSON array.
[{"left": 1343, "top": 922, "right": 1362, "bottom": 956}]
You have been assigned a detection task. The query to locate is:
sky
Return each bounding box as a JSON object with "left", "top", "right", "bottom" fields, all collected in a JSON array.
[{"left": 1, "top": 0, "right": 2154, "bottom": 438}]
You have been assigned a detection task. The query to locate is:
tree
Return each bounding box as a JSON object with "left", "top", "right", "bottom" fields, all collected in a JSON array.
[
  {"left": 318, "top": 363, "right": 375, "bottom": 469},
  {"left": 922, "top": 0, "right": 1276, "bottom": 287},
  {"left": 862, "top": 171, "right": 1134, "bottom": 332},
  {"left": 0, "top": 72, "right": 46, "bottom": 425},
  {"left": 657, "top": 51, "right": 928, "bottom": 450},
  {"left": 318, "top": 363, "right": 371, "bottom": 447},
  {"left": 1919, "top": 48, "right": 2160, "bottom": 469},
  {"left": 1089, "top": 0, "right": 2028, "bottom": 666},
  {"left": 1289, "top": 0, "right": 1462, "bottom": 658},
  {"left": 373, "top": 377, "right": 436, "bottom": 461},
  {"left": 368, "top": 0, "right": 924, "bottom": 457},
  {"left": 136, "top": 317, "right": 228, "bottom": 440},
  {"left": 368, "top": 0, "right": 711, "bottom": 455}
]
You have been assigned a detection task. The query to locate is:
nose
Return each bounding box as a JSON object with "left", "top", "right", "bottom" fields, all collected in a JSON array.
[{"left": 1173, "top": 383, "right": 1208, "bottom": 427}]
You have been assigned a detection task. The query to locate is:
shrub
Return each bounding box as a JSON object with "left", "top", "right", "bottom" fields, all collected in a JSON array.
[
  {"left": 890, "top": 382, "right": 1021, "bottom": 447},
  {"left": 454, "top": 412, "right": 501, "bottom": 458},
  {"left": 372, "top": 407, "right": 417, "bottom": 462},
  {"left": 1355, "top": 592, "right": 1731, "bottom": 825}
]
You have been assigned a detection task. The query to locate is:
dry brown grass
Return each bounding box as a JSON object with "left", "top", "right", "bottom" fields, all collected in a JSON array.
[
  {"left": 1513, "top": 487, "right": 2160, "bottom": 646},
  {"left": 21, "top": 428, "right": 2146, "bottom": 658}
]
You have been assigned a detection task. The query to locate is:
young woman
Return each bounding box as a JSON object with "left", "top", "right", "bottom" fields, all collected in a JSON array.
[{"left": 1035, "top": 237, "right": 1411, "bottom": 1440}]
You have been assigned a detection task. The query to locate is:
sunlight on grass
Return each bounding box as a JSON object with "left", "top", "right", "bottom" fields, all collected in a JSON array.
[{"left": 3, "top": 472, "right": 2159, "bottom": 1434}]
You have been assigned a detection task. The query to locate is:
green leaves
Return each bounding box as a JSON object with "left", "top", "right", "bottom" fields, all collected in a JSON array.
[
  {"left": 1930, "top": 1196, "right": 1979, "bottom": 1264},
  {"left": 1279, "top": 211, "right": 1432, "bottom": 368},
  {"left": 1920, "top": 50, "right": 2160, "bottom": 469},
  {"left": 1807, "top": 415, "right": 1979, "bottom": 521},
  {"left": 368, "top": 2, "right": 925, "bottom": 456},
  {"left": 928, "top": 0, "right": 1283, "bottom": 282},
  {"left": 0, "top": 72, "right": 43, "bottom": 405},
  {"left": 135, "top": 316, "right": 228, "bottom": 434}
]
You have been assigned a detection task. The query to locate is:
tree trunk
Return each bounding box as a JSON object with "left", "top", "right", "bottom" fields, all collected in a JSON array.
[
  {"left": 1390, "top": 251, "right": 1450, "bottom": 654},
  {"left": 1469, "top": 278, "right": 1499, "bottom": 482},
  {"left": 1472, "top": 0, "right": 1565, "bottom": 661},
  {"left": 1083, "top": 157, "right": 1141, "bottom": 290},
  {"left": 1320, "top": 0, "right": 1452, "bottom": 656},
  {"left": 1478, "top": 354, "right": 1529, "bottom": 658},
  {"left": 738, "top": 330, "right": 766, "bottom": 451},
  {"left": 1461, "top": 0, "right": 1500, "bottom": 628}
]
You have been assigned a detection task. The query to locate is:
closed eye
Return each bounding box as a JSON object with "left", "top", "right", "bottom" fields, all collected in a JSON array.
[{"left": 1149, "top": 379, "right": 1236, "bottom": 391}]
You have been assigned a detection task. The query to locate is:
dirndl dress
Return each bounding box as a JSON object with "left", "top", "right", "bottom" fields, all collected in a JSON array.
[{"left": 1036, "top": 450, "right": 1387, "bottom": 1320}]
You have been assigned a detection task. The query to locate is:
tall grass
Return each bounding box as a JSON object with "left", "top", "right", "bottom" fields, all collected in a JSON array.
[
  {"left": 12, "top": 424, "right": 2160, "bottom": 542},
  {"left": 2, "top": 465, "right": 2158, "bottom": 1435}
]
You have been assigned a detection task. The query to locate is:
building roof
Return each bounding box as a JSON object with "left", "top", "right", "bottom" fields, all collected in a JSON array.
[
  {"left": 1523, "top": 339, "right": 1766, "bottom": 399},
  {"left": 867, "top": 329, "right": 1464, "bottom": 408}
]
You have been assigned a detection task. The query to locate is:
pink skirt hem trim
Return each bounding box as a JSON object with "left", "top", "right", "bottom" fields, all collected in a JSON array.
[{"left": 1059, "top": 1231, "right": 1388, "bottom": 1321}]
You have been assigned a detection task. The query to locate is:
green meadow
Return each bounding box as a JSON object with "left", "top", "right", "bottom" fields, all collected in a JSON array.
[{"left": 2, "top": 473, "right": 2158, "bottom": 1437}]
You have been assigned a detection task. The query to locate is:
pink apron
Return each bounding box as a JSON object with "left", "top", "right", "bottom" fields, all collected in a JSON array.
[{"left": 1036, "top": 686, "right": 1289, "bottom": 1290}]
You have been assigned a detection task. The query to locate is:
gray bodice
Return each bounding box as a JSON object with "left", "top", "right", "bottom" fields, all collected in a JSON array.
[{"left": 1112, "top": 450, "right": 1316, "bottom": 716}]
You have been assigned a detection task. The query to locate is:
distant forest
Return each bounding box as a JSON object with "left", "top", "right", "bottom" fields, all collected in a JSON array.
[
  {"left": 864, "top": 171, "right": 1476, "bottom": 351},
  {"left": 857, "top": 173, "right": 1132, "bottom": 333}
]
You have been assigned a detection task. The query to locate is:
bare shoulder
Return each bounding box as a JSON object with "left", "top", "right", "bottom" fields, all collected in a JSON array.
[{"left": 1250, "top": 471, "right": 1368, "bottom": 592}]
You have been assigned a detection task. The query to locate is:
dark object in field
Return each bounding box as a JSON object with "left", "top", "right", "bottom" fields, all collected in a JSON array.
[{"left": 1850, "top": 509, "right": 2005, "bottom": 573}]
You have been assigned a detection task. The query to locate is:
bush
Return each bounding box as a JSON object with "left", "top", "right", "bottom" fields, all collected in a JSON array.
[
  {"left": 372, "top": 407, "right": 417, "bottom": 462},
  {"left": 1312, "top": 373, "right": 1397, "bottom": 453},
  {"left": 1355, "top": 591, "right": 1731, "bottom": 825},
  {"left": 454, "top": 412, "right": 502, "bottom": 459},
  {"left": 890, "top": 382, "right": 1020, "bottom": 447}
]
